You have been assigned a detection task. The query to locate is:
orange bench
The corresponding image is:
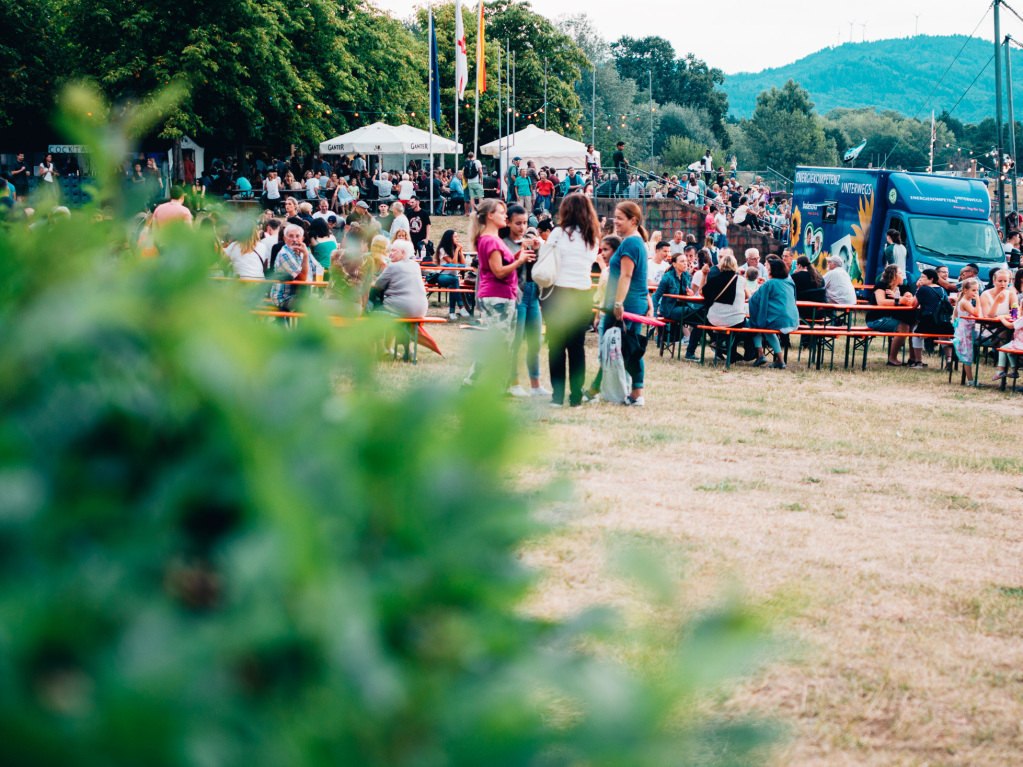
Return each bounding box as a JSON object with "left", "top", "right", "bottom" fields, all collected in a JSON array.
[{"left": 253, "top": 310, "right": 444, "bottom": 364}]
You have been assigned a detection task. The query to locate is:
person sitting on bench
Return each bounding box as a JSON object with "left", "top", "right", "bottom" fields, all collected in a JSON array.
[
  {"left": 867, "top": 264, "right": 918, "bottom": 367},
  {"left": 749, "top": 256, "right": 799, "bottom": 369}
]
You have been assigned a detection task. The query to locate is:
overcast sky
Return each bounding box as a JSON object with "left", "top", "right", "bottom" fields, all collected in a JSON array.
[{"left": 373, "top": 0, "right": 1009, "bottom": 73}]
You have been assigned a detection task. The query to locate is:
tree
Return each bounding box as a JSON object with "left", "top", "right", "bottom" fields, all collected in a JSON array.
[
  {"left": 51, "top": 0, "right": 428, "bottom": 149},
  {"left": 0, "top": 0, "right": 60, "bottom": 136},
  {"left": 611, "top": 37, "right": 728, "bottom": 142},
  {"left": 744, "top": 80, "right": 837, "bottom": 172},
  {"left": 485, "top": 0, "right": 589, "bottom": 142},
  {"left": 822, "top": 107, "right": 955, "bottom": 170},
  {"left": 655, "top": 104, "right": 716, "bottom": 154},
  {"left": 661, "top": 136, "right": 704, "bottom": 173},
  {"left": 674, "top": 53, "right": 729, "bottom": 138},
  {"left": 611, "top": 36, "right": 677, "bottom": 103}
]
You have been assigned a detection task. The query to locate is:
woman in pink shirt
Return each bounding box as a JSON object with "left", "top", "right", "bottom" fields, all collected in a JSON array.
[{"left": 464, "top": 199, "right": 534, "bottom": 386}]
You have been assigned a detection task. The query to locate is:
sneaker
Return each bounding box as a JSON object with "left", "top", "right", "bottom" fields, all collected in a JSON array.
[
  {"left": 530, "top": 385, "right": 553, "bottom": 397},
  {"left": 459, "top": 307, "right": 471, "bottom": 318},
  {"left": 752, "top": 356, "right": 768, "bottom": 367},
  {"left": 625, "top": 395, "right": 645, "bottom": 407},
  {"left": 909, "top": 363, "right": 924, "bottom": 370},
  {"left": 770, "top": 359, "right": 786, "bottom": 370},
  {"left": 684, "top": 353, "right": 698, "bottom": 361},
  {"left": 508, "top": 385, "right": 529, "bottom": 397},
  {"left": 582, "top": 389, "right": 598, "bottom": 403},
  {"left": 449, "top": 313, "right": 457, "bottom": 321},
  {"left": 549, "top": 401, "right": 563, "bottom": 408},
  {"left": 993, "top": 371, "right": 1007, "bottom": 381}
]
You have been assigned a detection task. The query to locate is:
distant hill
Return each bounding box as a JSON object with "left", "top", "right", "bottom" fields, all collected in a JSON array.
[{"left": 723, "top": 35, "right": 1021, "bottom": 124}]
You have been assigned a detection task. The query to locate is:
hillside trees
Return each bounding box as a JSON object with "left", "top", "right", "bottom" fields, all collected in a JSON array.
[{"left": 742, "top": 80, "right": 837, "bottom": 171}]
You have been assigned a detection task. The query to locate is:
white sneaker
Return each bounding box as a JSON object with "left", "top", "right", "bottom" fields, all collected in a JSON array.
[
  {"left": 625, "top": 395, "right": 645, "bottom": 407},
  {"left": 530, "top": 385, "right": 553, "bottom": 397},
  {"left": 508, "top": 385, "right": 529, "bottom": 397},
  {"left": 449, "top": 313, "right": 457, "bottom": 320},
  {"left": 459, "top": 307, "right": 471, "bottom": 318}
]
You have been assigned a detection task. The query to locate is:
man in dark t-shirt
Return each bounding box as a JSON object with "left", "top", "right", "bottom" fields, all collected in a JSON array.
[
  {"left": 10, "top": 153, "right": 30, "bottom": 199},
  {"left": 612, "top": 141, "right": 627, "bottom": 196},
  {"left": 406, "top": 197, "right": 431, "bottom": 259}
]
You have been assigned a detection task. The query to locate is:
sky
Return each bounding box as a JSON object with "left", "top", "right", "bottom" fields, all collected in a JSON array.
[{"left": 370, "top": 0, "right": 1009, "bottom": 74}]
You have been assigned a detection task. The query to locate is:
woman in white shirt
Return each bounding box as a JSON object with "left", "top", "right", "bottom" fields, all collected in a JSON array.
[
  {"left": 388, "top": 201, "right": 410, "bottom": 239},
  {"left": 39, "top": 154, "right": 58, "bottom": 183},
  {"left": 398, "top": 173, "right": 415, "bottom": 203},
  {"left": 263, "top": 170, "right": 282, "bottom": 210},
  {"left": 225, "top": 222, "right": 265, "bottom": 279},
  {"left": 539, "top": 194, "right": 601, "bottom": 407}
]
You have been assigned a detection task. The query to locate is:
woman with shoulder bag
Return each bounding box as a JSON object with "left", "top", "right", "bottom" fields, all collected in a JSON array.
[
  {"left": 537, "top": 194, "right": 601, "bottom": 407},
  {"left": 704, "top": 250, "right": 752, "bottom": 362}
]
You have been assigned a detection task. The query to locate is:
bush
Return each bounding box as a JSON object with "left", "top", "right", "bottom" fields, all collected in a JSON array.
[
  {"left": 0, "top": 85, "right": 778, "bottom": 767},
  {"left": 661, "top": 136, "right": 707, "bottom": 175}
]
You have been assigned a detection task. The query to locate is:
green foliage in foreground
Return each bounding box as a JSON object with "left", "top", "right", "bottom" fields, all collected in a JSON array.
[{"left": 0, "top": 86, "right": 778, "bottom": 767}]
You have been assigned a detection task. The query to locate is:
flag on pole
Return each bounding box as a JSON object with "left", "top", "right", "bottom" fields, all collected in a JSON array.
[
  {"left": 429, "top": 9, "right": 441, "bottom": 125},
  {"left": 476, "top": 3, "right": 486, "bottom": 94},
  {"left": 454, "top": 0, "right": 468, "bottom": 99}
]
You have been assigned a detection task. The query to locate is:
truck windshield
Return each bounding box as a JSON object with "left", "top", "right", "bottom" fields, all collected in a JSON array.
[{"left": 908, "top": 217, "right": 1002, "bottom": 263}]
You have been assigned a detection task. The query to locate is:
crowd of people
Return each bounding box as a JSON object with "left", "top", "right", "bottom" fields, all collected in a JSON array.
[{"left": 6, "top": 140, "right": 1022, "bottom": 402}]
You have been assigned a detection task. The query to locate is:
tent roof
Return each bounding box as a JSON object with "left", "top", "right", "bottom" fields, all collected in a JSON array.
[
  {"left": 320, "top": 121, "right": 461, "bottom": 155},
  {"left": 480, "top": 125, "right": 586, "bottom": 157}
]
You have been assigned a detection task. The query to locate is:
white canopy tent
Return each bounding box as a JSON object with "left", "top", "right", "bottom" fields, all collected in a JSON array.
[
  {"left": 319, "top": 121, "right": 463, "bottom": 211},
  {"left": 319, "top": 121, "right": 462, "bottom": 156},
  {"left": 481, "top": 125, "right": 588, "bottom": 191}
]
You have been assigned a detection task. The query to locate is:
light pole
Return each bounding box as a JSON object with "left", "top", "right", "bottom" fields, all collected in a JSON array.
[{"left": 649, "top": 70, "right": 654, "bottom": 165}]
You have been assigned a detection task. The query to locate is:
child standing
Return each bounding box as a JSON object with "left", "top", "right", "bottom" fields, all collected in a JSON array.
[{"left": 953, "top": 278, "right": 982, "bottom": 386}]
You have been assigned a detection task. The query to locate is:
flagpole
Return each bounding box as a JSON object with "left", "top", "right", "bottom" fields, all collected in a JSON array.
[
  {"left": 928, "top": 110, "right": 934, "bottom": 173},
  {"left": 498, "top": 44, "right": 502, "bottom": 195},
  {"left": 473, "top": 2, "right": 482, "bottom": 157},
  {"left": 429, "top": 1, "right": 435, "bottom": 217}
]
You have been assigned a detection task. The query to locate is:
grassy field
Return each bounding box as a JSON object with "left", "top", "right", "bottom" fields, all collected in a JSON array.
[
  {"left": 383, "top": 236, "right": 1023, "bottom": 765},
  {"left": 409, "top": 215, "right": 1023, "bottom": 763}
]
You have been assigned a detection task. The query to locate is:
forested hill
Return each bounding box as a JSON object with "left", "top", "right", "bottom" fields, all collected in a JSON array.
[{"left": 723, "top": 35, "right": 1020, "bottom": 123}]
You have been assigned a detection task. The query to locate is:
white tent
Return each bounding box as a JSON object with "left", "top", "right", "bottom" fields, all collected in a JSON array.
[
  {"left": 319, "top": 121, "right": 461, "bottom": 156},
  {"left": 481, "top": 125, "right": 587, "bottom": 178}
]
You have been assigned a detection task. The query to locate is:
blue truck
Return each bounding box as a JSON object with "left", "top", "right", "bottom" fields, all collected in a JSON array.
[{"left": 791, "top": 167, "right": 1007, "bottom": 284}]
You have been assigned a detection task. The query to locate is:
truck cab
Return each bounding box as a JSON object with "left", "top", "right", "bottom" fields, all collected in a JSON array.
[{"left": 880, "top": 173, "right": 1006, "bottom": 284}]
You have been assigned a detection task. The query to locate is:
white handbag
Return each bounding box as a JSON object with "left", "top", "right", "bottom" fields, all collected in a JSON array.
[{"left": 531, "top": 229, "right": 562, "bottom": 291}]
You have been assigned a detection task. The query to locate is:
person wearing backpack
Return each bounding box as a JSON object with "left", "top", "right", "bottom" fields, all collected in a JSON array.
[
  {"left": 913, "top": 268, "right": 954, "bottom": 367},
  {"left": 463, "top": 151, "right": 484, "bottom": 213}
]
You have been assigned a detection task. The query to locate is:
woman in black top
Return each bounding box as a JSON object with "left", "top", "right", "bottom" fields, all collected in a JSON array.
[
  {"left": 913, "top": 268, "right": 954, "bottom": 367},
  {"left": 866, "top": 264, "right": 917, "bottom": 366},
  {"left": 791, "top": 255, "right": 828, "bottom": 325}
]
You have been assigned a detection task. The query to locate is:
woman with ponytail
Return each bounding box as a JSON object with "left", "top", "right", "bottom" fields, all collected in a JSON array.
[{"left": 583, "top": 200, "right": 654, "bottom": 406}]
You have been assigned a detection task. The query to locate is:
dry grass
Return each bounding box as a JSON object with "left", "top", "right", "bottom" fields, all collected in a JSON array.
[{"left": 376, "top": 289, "right": 1023, "bottom": 765}]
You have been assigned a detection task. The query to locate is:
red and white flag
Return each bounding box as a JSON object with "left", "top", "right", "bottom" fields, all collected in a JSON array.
[{"left": 454, "top": 0, "right": 468, "bottom": 100}]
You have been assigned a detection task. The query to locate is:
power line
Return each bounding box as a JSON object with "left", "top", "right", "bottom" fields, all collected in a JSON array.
[
  {"left": 1003, "top": 0, "right": 1023, "bottom": 27},
  {"left": 884, "top": 2, "right": 994, "bottom": 165},
  {"left": 944, "top": 53, "right": 996, "bottom": 119}
]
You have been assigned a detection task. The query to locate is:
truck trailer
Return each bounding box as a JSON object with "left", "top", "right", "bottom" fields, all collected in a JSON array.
[{"left": 791, "top": 167, "right": 1007, "bottom": 284}]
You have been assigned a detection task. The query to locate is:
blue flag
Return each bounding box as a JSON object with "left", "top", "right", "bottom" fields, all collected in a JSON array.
[{"left": 430, "top": 11, "right": 441, "bottom": 125}]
